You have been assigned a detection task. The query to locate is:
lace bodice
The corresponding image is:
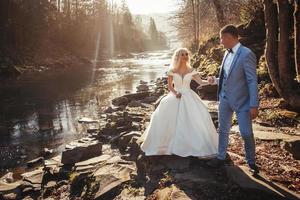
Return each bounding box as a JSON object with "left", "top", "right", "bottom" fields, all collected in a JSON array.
[{"left": 167, "top": 69, "right": 198, "bottom": 92}]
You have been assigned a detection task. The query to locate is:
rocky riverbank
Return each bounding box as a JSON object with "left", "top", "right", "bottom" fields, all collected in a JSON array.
[
  {"left": 0, "top": 44, "right": 93, "bottom": 79},
  {"left": 0, "top": 73, "right": 299, "bottom": 200}
]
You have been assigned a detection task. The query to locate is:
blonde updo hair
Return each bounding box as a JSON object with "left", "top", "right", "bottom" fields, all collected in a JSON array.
[{"left": 169, "top": 47, "right": 192, "bottom": 72}]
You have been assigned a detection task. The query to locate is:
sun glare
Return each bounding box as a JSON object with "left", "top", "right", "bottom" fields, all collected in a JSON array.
[{"left": 113, "top": 0, "right": 178, "bottom": 14}]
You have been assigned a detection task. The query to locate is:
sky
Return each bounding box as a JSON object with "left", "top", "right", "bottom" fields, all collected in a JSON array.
[{"left": 121, "top": 0, "right": 179, "bottom": 15}]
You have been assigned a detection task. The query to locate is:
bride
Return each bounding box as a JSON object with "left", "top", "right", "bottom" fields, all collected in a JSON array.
[{"left": 140, "top": 47, "right": 218, "bottom": 157}]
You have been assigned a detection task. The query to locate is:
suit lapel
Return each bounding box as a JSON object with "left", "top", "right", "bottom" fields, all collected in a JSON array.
[
  {"left": 227, "top": 45, "right": 242, "bottom": 78},
  {"left": 221, "top": 51, "right": 228, "bottom": 66},
  {"left": 217, "top": 51, "right": 229, "bottom": 95},
  {"left": 219, "top": 51, "right": 228, "bottom": 78}
]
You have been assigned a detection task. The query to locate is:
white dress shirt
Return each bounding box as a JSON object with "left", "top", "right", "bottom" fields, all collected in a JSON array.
[
  {"left": 223, "top": 42, "right": 241, "bottom": 76},
  {"left": 212, "top": 42, "right": 241, "bottom": 84}
]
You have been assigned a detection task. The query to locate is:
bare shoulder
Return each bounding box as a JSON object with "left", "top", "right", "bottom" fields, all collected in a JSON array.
[
  {"left": 167, "top": 69, "right": 175, "bottom": 76},
  {"left": 190, "top": 68, "right": 198, "bottom": 76}
]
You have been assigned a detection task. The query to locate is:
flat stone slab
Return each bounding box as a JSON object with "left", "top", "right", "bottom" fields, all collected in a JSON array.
[
  {"left": 173, "top": 168, "right": 220, "bottom": 186},
  {"left": 21, "top": 167, "right": 44, "bottom": 184},
  {"left": 44, "top": 155, "right": 63, "bottom": 175},
  {"left": 62, "top": 139, "right": 102, "bottom": 165},
  {"left": 232, "top": 124, "right": 300, "bottom": 141},
  {"left": 92, "top": 158, "right": 137, "bottom": 198},
  {"left": 75, "top": 154, "right": 111, "bottom": 167},
  {"left": 72, "top": 154, "right": 113, "bottom": 175},
  {"left": 45, "top": 155, "right": 62, "bottom": 166},
  {"left": 27, "top": 157, "right": 44, "bottom": 168},
  {"left": 225, "top": 165, "right": 300, "bottom": 200},
  {"left": 150, "top": 155, "right": 191, "bottom": 171},
  {"left": 0, "top": 178, "right": 21, "bottom": 192},
  {"left": 155, "top": 184, "right": 194, "bottom": 200}
]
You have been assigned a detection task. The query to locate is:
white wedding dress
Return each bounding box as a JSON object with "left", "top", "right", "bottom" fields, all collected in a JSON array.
[{"left": 140, "top": 69, "right": 218, "bottom": 157}]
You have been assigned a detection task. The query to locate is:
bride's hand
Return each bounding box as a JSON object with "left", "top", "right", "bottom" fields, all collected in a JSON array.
[
  {"left": 176, "top": 92, "right": 182, "bottom": 98},
  {"left": 207, "top": 76, "right": 215, "bottom": 85}
]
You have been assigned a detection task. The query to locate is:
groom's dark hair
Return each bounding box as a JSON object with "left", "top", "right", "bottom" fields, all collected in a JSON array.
[{"left": 220, "top": 24, "right": 239, "bottom": 38}]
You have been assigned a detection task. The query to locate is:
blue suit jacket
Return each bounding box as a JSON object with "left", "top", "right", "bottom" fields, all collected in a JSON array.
[{"left": 217, "top": 45, "right": 259, "bottom": 111}]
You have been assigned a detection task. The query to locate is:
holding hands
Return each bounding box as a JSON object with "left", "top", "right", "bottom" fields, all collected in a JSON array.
[
  {"left": 192, "top": 73, "right": 217, "bottom": 90},
  {"left": 207, "top": 76, "right": 216, "bottom": 85}
]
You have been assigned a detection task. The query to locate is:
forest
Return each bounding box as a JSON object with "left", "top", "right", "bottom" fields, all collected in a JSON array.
[
  {"left": 170, "top": 0, "right": 300, "bottom": 111},
  {"left": 0, "top": 0, "right": 168, "bottom": 76},
  {"left": 0, "top": 0, "right": 299, "bottom": 199}
]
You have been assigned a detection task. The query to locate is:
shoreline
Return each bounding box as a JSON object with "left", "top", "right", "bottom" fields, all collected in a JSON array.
[
  {"left": 0, "top": 50, "right": 172, "bottom": 174},
  {"left": 0, "top": 56, "right": 92, "bottom": 81},
  {"left": 0, "top": 49, "right": 171, "bottom": 80},
  {"left": 0, "top": 73, "right": 299, "bottom": 199}
]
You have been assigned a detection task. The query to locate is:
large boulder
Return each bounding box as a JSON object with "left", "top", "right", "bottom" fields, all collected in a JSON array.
[
  {"left": 112, "top": 96, "right": 130, "bottom": 106},
  {"left": 61, "top": 138, "right": 102, "bottom": 165},
  {"left": 195, "top": 85, "right": 218, "bottom": 101}
]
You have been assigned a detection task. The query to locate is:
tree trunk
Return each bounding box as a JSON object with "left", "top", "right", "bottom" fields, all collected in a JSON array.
[
  {"left": 196, "top": 0, "right": 200, "bottom": 46},
  {"left": 295, "top": 0, "right": 300, "bottom": 82},
  {"left": 190, "top": 0, "right": 197, "bottom": 45},
  {"left": 75, "top": 0, "right": 78, "bottom": 22},
  {"left": 264, "top": 0, "right": 279, "bottom": 86},
  {"left": 58, "top": 0, "right": 61, "bottom": 12},
  {"left": 264, "top": 0, "right": 300, "bottom": 110},
  {"left": 67, "top": 0, "right": 71, "bottom": 19},
  {"left": 0, "top": 0, "right": 9, "bottom": 46},
  {"left": 212, "top": 0, "right": 225, "bottom": 28},
  {"left": 278, "top": 0, "right": 293, "bottom": 86}
]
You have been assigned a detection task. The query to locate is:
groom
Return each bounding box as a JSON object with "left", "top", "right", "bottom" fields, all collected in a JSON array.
[{"left": 207, "top": 24, "right": 259, "bottom": 174}]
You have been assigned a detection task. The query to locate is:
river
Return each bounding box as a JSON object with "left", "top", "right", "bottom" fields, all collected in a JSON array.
[{"left": 0, "top": 50, "right": 172, "bottom": 172}]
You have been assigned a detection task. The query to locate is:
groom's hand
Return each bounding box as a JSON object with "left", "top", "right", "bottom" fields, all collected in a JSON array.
[
  {"left": 207, "top": 76, "right": 215, "bottom": 85},
  {"left": 250, "top": 107, "right": 258, "bottom": 119}
]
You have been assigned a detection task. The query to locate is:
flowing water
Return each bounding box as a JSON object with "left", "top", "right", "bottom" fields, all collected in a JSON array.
[{"left": 0, "top": 50, "right": 172, "bottom": 171}]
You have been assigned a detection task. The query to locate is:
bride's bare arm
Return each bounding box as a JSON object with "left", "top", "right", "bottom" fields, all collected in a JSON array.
[
  {"left": 167, "top": 75, "right": 178, "bottom": 95},
  {"left": 192, "top": 73, "right": 210, "bottom": 86}
]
